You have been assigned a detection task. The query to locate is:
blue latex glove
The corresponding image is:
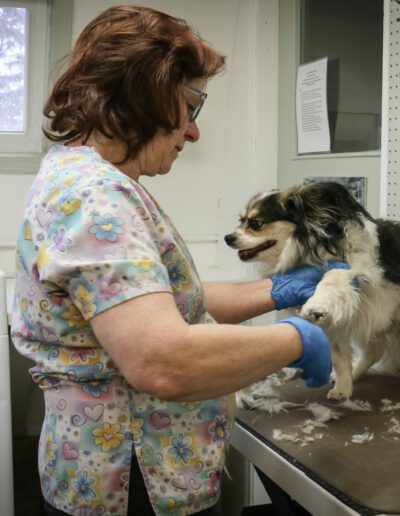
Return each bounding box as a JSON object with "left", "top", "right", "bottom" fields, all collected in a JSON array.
[
  {"left": 271, "top": 262, "right": 351, "bottom": 310},
  {"left": 277, "top": 316, "right": 332, "bottom": 387}
]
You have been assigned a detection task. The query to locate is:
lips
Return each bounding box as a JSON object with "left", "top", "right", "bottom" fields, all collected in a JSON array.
[{"left": 238, "top": 239, "right": 277, "bottom": 261}]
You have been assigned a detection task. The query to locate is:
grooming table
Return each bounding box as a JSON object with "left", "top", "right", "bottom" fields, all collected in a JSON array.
[{"left": 231, "top": 375, "right": 400, "bottom": 515}]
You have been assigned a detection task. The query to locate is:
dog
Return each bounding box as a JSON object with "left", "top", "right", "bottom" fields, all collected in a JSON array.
[{"left": 224, "top": 181, "right": 400, "bottom": 400}]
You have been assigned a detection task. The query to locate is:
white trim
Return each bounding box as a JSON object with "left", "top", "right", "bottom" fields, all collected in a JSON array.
[
  {"left": 0, "top": 240, "right": 16, "bottom": 249},
  {"left": 380, "top": 0, "right": 391, "bottom": 218},
  {"left": 0, "top": 0, "right": 48, "bottom": 153},
  {"left": 182, "top": 235, "right": 218, "bottom": 244},
  {"left": 292, "top": 151, "right": 381, "bottom": 161}
]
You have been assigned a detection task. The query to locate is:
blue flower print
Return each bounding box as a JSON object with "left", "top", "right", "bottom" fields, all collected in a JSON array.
[
  {"left": 89, "top": 213, "right": 124, "bottom": 242},
  {"left": 167, "top": 433, "right": 194, "bottom": 465},
  {"left": 58, "top": 184, "right": 78, "bottom": 206},
  {"left": 73, "top": 471, "right": 96, "bottom": 503},
  {"left": 82, "top": 380, "right": 110, "bottom": 398},
  {"left": 167, "top": 260, "right": 187, "bottom": 289}
]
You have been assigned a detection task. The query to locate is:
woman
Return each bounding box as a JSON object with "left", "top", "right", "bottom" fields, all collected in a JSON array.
[{"left": 11, "top": 5, "right": 334, "bottom": 516}]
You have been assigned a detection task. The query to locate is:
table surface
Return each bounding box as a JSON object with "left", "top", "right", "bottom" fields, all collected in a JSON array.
[{"left": 235, "top": 374, "right": 400, "bottom": 515}]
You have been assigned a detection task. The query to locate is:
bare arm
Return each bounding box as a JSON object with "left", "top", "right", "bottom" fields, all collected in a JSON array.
[
  {"left": 202, "top": 279, "right": 276, "bottom": 324},
  {"left": 90, "top": 291, "right": 301, "bottom": 402}
]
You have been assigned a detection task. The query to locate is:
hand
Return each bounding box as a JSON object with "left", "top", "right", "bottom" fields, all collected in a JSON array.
[
  {"left": 277, "top": 316, "right": 332, "bottom": 387},
  {"left": 271, "top": 262, "right": 350, "bottom": 310}
]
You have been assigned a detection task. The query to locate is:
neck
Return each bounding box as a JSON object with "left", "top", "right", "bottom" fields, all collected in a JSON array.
[{"left": 68, "top": 133, "right": 141, "bottom": 181}]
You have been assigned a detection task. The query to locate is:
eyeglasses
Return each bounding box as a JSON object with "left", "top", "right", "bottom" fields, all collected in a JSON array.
[{"left": 184, "top": 84, "right": 207, "bottom": 122}]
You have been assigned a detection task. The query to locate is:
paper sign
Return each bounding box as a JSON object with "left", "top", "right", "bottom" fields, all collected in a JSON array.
[{"left": 296, "top": 57, "right": 330, "bottom": 154}]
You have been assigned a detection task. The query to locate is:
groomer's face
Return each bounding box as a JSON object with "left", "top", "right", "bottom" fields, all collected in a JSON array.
[{"left": 137, "top": 79, "right": 205, "bottom": 178}]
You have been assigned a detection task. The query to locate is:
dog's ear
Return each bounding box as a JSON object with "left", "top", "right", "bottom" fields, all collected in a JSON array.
[{"left": 284, "top": 190, "right": 309, "bottom": 225}]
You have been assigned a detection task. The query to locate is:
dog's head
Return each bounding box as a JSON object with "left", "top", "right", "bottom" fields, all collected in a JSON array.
[{"left": 224, "top": 181, "right": 373, "bottom": 273}]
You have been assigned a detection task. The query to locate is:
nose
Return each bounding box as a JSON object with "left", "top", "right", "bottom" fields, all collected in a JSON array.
[
  {"left": 185, "top": 121, "right": 200, "bottom": 142},
  {"left": 224, "top": 233, "right": 235, "bottom": 246}
]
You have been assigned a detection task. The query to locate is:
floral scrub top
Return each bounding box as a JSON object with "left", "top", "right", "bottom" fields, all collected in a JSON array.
[{"left": 11, "top": 145, "right": 235, "bottom": 516}]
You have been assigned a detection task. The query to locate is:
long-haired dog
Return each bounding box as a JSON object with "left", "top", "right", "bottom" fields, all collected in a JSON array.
[{"left": 225, "top": 181, "right": 400, "bottom": 400}]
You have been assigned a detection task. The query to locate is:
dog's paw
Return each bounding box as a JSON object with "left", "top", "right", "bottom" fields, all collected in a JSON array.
[
  {"left": 327, "top": 386, "right": 351, "bottom": 401},
  {"left": 299, "top": 302, "right": 329, "bottom": 324}
]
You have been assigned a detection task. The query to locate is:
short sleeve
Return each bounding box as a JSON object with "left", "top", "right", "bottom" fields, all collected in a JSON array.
[{"left": 37, "top": 173, "right": 172, "bottom": 320}]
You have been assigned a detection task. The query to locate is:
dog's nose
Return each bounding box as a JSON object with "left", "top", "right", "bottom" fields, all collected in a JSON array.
[{"left": 224, "top": 233, "right": 235, "bottom": 246}]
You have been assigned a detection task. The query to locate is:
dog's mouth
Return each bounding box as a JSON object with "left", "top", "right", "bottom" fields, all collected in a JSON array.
[{"left": 238, "top": 239, "right": 277, "bottom": 261}]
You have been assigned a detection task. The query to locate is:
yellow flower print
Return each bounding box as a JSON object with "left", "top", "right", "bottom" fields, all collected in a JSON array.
[
  {"left": 130, "top": 418, "right": 144, "bottom": 443},
  {"left": 132, "top": 257, "right": 155, "bottom": 271},
  {"left": 96, "top": 166, "right": 107, "bottom": 176},
  {"left": 73, "top": 285, "right": 96, "bottom": 319},
  {"left": 58, "top": 155, "right": 84, "bottom": 168},
  {"left": 167, "top": 498, "right": 184, "bottom": 512},
  {"left": 180, "top": 401, "right": 200, "bottom": 411},
  {"left": 24, "top": 221, "right": 32, "bottom": 240},
  {"left": 37, "top": 244, "right": 51, "bottom": 271},
  {"left": 48, "top": 190, "right": 60, "bottom": 206},
  {"left": 44, "top": 432, "right": 58, "bottom": 464},
  {"left": 63, "top": 176, "right": 75, "bottom": 187},
  {"left": 92, "top": 422, "right": 125, "bottom": 452},
  {"left": 62, "top": 303, "right": 86, "bottom": 329}
]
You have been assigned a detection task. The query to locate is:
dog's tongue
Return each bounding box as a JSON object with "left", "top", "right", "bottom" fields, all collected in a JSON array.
[
  {"left": 238, "top": 240, "right": 277, "bottom": 261},
  {"left": 239, "top": 248, "right": 257, "bottom": 261}
]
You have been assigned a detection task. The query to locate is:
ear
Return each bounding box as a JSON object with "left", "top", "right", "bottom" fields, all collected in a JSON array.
[{"left": 284, "top": 191, "right": 308, "bottom": 225}]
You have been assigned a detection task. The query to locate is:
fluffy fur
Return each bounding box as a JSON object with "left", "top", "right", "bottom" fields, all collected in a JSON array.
[{"left": 225, "top": 181, "right": 400, "bottom": 400}]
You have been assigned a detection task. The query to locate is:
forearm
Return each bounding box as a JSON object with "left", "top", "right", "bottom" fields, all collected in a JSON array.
[
  {"left": 144, "top": 321, "right": 302, "bottom": 401},
  {"left": 92, "top": 292, "right": 302, "bottom": 402},
  {"left": 202, "top": 279, "right": 276, "bottom": 323}
]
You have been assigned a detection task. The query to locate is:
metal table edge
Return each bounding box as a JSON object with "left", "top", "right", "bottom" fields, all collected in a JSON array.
[{"left": 231, "top": 420, "right": 390, "bottom": 516}]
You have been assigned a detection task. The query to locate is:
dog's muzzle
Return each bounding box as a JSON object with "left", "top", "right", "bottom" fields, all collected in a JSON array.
[
  {"left": 237, "top": 240, "right": 277, "bottom": 261},
  {"left": 224, "top": 232, "right": 277, "bottom": 260},
  {"left": 224, "top": 233, "right": 236, "bottom": 247}
]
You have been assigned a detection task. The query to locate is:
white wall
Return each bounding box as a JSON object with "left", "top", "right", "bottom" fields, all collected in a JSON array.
[{"left": 0, "top": 175, "right": 35, "bottom": 280}]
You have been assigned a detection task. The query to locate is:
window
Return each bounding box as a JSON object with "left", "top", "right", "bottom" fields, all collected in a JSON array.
[
  {"left": 0, "top": 5, "right": 26, "bottom": 133},
  {"left": 0, "top": 1, "right": 48, "bottom": 154},
  {"left": 300, "top": 0, "right": 383, "bottom": 153}
]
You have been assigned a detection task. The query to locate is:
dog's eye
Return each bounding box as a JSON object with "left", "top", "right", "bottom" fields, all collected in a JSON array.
[{"left": 248, "top": 219, "right": 264, "bottom": 230}]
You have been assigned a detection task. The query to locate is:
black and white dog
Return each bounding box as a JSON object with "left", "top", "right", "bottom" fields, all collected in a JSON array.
[{"left": 225, "top": 181, "right": 400, "bottom": 400}]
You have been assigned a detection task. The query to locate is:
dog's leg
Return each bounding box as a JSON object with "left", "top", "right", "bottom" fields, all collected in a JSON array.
[
  {"left": 300, "top": 269, "right": 359, "bottom": 328},
  {"left": 328, "top": 343, "right": 353, "bottom": 400},
  {"left": 352, "top": 333, "right": 386, "bottom": 381}
]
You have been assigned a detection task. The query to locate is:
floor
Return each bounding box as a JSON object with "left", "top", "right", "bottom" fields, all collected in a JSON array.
[{"left": 13, "top": 435, "right": 44, "bottom": 516}]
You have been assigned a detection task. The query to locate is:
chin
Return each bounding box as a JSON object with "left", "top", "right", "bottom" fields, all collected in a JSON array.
[
  {"left": 224, "top": 181, "right": 400, "bottom": 401},
  {"left": 141, "top": 166, "right": 171, "bottom": 178}
]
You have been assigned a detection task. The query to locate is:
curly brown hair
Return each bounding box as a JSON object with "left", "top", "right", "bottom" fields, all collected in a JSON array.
[{"left": 43, "top": 5, "right": 225, "bottom": 162}]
